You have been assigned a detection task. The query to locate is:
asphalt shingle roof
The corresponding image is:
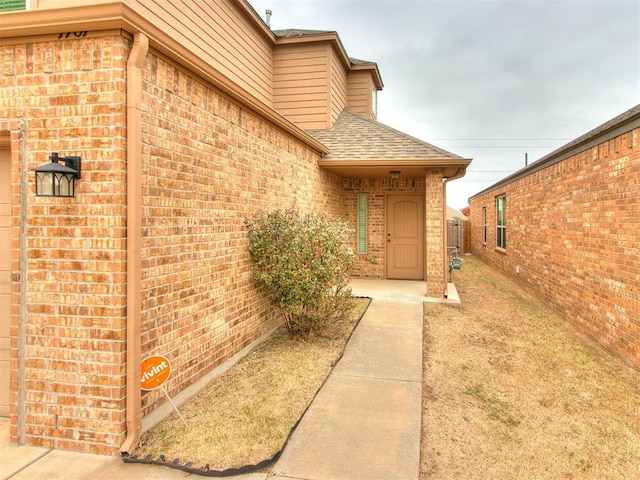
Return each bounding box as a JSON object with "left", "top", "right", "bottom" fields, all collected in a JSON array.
[
  {"left": 309, "top": 109, "right": 463, "bottom": 161},
  {"left": 273, "top": 29, "right": 335, "bottom": 38}
]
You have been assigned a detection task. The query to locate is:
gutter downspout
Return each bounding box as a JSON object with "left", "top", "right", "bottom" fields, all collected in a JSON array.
[
  {"left": 442, "top": 167, "right": 465, "bottom": 298},
  {"left": 120, "top": 32, "right": 148, "bottom": 455}
]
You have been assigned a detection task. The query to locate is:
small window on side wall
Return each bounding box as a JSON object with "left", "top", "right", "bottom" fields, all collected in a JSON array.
[
  {"left": 482, "top": 206, "right": 488, "bottom": 244},
  {"left": 357, "top": 193, "right": 367, "bottom": 254},
  {"left": 496, "top": 194, "right": 506, "bottom": 249}
]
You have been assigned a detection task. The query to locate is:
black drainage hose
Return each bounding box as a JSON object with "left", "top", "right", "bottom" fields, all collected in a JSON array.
[{"left": 122, "top": 450, "right": 281, "bottom": 477}]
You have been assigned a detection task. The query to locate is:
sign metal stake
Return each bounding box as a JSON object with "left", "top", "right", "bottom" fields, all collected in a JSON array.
[
  {"left": 161, "top": 385, "right": 187, "bottom": 427},
  {"left": 140, "top": 355, "right": 187, "bottom": 427}
]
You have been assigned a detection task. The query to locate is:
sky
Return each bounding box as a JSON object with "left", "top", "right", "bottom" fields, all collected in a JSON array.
[{"left": 248, "top": 0, "right": 640, "bottom": 210}]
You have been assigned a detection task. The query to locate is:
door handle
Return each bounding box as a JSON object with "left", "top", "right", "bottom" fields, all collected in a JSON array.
[{"left": 387, "top": 233, "right": 391, "bottom": 242}]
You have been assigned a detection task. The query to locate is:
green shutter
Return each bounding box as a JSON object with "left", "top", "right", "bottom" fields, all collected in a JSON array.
[
  {"left": 357, "top": 193, "right": 367, "bottom": 254},
  {"left": 0, "top": 0, "right": 25, "bottom": 11}
]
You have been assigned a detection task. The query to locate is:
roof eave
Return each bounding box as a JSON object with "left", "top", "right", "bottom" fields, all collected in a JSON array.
[
  {"left": 0, "top": 2, "right": 127, "bottom": 37},
  {"left": 350, "top": 61, "right": 383, "bottom": 90},
  {"left": 318, "top": 158, "right": 472, "bottom": 179},
  {"left": 274, "top": 32, "right": 383, "bottom": 88},
  {"left": 274, "top": 31, "right": 349, "bottom": 62},
  {"left": 0, "top": 2, "right": 330, "bottom": 156}
]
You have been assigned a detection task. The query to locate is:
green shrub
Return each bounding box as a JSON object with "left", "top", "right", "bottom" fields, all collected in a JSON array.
[{"left": 245, "top": 208, "right": 355, "bottom": 339}]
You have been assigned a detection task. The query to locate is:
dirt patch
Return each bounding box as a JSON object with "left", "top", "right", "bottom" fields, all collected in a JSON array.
[{"left": 422, "top": 256, "right": 640, "bottom": 479}]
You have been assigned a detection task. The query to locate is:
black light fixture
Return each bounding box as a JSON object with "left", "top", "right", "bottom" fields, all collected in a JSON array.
[{"left": 34, "top": 152, "right": 81, "bottom": 197}]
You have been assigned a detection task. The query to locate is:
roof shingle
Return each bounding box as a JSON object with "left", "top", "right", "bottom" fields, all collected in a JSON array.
[{"left": 309, "top": 109, "right": 463, "bottom": 161}]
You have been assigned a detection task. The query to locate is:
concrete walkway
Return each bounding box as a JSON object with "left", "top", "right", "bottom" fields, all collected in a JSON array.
[
  {"left": 1, "top": 280, "right": 427, "bottom": 480},
  {"left": 271, "top": 280, "right": 424, "bottom": 480}
]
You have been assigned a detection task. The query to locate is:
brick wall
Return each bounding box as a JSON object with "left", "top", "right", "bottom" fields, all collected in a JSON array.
[
  {"left": 1, "top": 33, "right": 129, "bottom": 453},
  {"left": 1, "top": 32, "right": 345, "bottom": 454},
  {"left": 343, "top": 177, "right": 426, "bottom": 279},
  {"left": 138, "top": 50, "right": 344, "bottom": 418},
  {"left": 469, "top": 128, "right": 640, "bottom": 367},
  {"left": 342, "top": 174, "right": 446, "bottom": 295},
  {"left": 2, "top": 25, "right": 452, "bottom": 454}
]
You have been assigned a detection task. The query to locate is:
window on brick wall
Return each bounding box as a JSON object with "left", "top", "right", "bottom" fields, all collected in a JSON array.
[
  {"left": 496, "top": 194, "right": 506, "bottom": 249},
  {"left": 482, "top": 206, "right": 487, "bottom": 244},
  {"left": 0, "top": 0, "right": 25, "bottom": 11},
  {"left": 357, "top": 193, "right": 367, "bottom": 254}
]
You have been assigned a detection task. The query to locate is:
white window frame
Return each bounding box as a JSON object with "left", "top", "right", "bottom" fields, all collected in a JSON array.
[{"left": 496, "top": 194, "right": 506, "bottom": 250}]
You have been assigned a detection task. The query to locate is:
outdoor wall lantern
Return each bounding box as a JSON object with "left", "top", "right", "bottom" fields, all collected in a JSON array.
[
  {"left": 34, "top": 152, "right": 81, "bottom": 197},
  {"left": 389, "top": 170, "right": 401, "bottom": 186}
]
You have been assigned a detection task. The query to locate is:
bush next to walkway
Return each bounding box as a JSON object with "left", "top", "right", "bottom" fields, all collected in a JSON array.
[{"left": 245, "top": 208, "right": 355, "bottom": 339}]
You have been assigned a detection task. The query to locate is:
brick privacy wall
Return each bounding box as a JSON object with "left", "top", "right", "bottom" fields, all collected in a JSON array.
[
  {"left": 343, "top": 177, "right": 426, "bottom": 279},
  {"left": 136, "top": 54, "right": 347, "bottom": 417},
  {"left": 1, "top": 32, "right": 346, "bottom": 454},
  {"left": 1, "top": 34, "right": 129, "bottom": 453},
  {"left": 469, "top": 128, "right": 640, "bottom": 367}
]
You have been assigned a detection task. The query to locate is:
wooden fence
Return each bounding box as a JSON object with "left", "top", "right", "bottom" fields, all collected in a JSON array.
[{"left": 446, "top": 219, "right": 469, "bottom": 253}]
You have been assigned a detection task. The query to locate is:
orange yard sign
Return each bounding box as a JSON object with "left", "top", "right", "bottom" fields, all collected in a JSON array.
[{"left": 140, "top": 355, "right": 171, "bottom": 391}]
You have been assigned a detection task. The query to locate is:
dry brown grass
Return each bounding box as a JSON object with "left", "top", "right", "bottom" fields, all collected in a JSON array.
[
  {"left": 135, "top": 297, "right": 370, "bottom": 471},
  {"left": 422, "top": 256, "right": 640, "bottom": 480}
]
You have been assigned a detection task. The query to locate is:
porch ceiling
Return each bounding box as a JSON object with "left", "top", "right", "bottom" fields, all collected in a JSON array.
[{"left": 317, "top": 158, "right": 470, "bottom": 179}]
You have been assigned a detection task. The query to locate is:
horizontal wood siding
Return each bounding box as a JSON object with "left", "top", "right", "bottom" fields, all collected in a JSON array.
[
  {"left": 347, "top": 70, "right": 373, "bottom": 118},
  {"left": 131, "top": 0, "right": 273, "bottom": 104},
  {"left": 273, "top": 43, "right": 329, "bottom": 129},
  {"left": 330, "top": 46, "right": 347, "bottom": 125}
]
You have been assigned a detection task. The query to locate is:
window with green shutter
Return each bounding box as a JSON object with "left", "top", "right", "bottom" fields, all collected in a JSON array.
[
  {"left": 356, "top": 193, "right": 367, "bottom": 254},
  {"left": 0, "top": 0, "right": 26, "bottom": 12}
]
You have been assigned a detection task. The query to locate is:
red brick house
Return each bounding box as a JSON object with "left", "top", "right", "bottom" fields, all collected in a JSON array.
[
  {"left": 469, "top": 104, "right": 639, "bottom": 368},
  {"left": 0, "top": 0, "right": 470, "bottom": 454}
]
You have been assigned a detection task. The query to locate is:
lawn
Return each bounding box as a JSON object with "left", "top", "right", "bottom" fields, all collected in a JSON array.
[
  {"left": 133, "top": 255, "right": 640, "bottom": 479},
  {"left": 133, "top": 297, "right": 370, "bottom": 472},
  {"left": 422, "top": 256, "right": 640, "bottom": 479}
]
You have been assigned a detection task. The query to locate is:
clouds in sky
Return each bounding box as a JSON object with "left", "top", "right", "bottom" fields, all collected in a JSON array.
[{"left": 249, "top": 0, "right": 640, "bottom": 209}]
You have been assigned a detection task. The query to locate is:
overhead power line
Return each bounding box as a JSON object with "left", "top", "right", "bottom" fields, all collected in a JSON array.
[
  {"left": 433, "top": 138, "right": 571, "bottom": 149},
  {"left": 442, "top": 146, "right": 558, "bottom": 149},
  {"left": 430, "top": 138, "right": 572, "bottom": 141}
]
